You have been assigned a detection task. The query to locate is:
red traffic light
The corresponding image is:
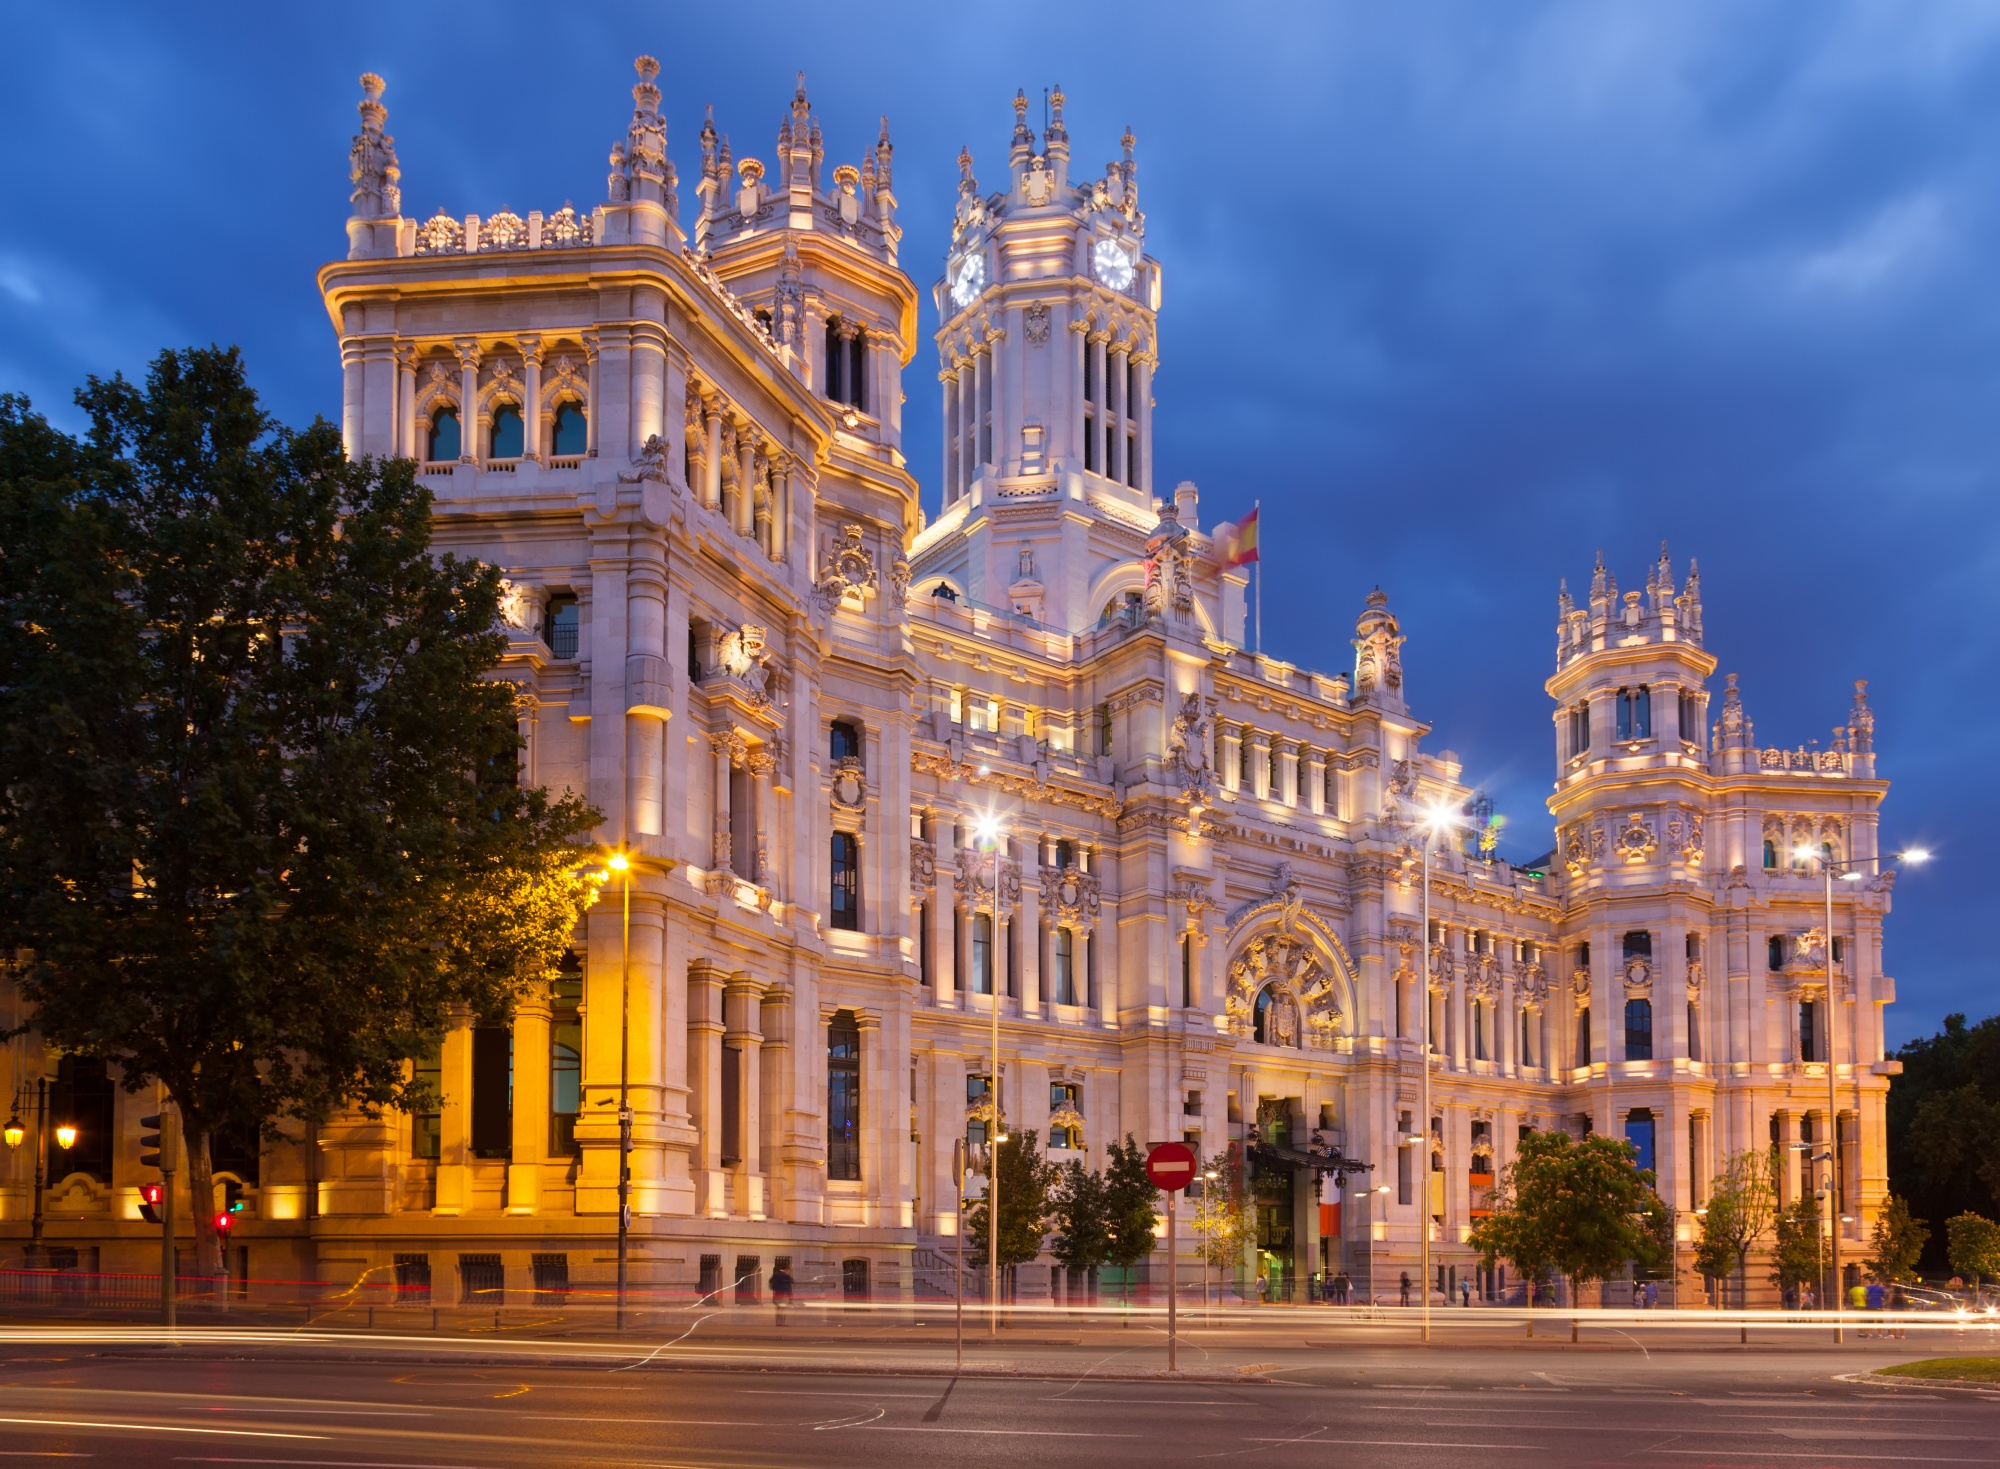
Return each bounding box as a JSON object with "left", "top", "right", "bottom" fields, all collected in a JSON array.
[
  {"left": 213, "top": 1211, "right": 234, "bottom": 1233},
  {"left": 138, "top": 1183, "right": 162, "bottom": 1225}
]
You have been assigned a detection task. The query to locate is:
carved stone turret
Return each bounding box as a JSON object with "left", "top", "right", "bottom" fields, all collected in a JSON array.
[{"left": 346, "top": 74, "right": 409, "bottom": 260}]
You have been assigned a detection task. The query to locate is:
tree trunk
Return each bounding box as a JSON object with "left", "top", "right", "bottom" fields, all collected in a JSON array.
[{"left": 185, "top": 1119, "right": 220, "bottom": 1283}]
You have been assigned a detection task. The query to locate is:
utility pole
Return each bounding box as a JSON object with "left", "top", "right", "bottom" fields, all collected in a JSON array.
[{"left": 140, "top": 1104, "right": 177, "bottom": 1329}]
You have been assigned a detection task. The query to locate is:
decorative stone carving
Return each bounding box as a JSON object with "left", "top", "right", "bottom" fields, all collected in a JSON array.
[
  {"left": 1165, "top": 691, "right": 1216, "bottom": 809},
  {"left": 1571, "top": 966, "right": 1592, "bottom": 998},
  {"left": 815, "top": 523, "right": 878, "bottom": 610},
  {"left": 1622, "top": 956, "right": 1653, "bottom": 991},
  {"left": 619, "top": 433, "right": 675, "bottom": 487},
  {"left": 1615, "top": 812, "right": 1658, "bottom": 862},
  {"left": 1024, "top": 302, "right": 1051, "bottom": 344},
  {"left": 1685, "top": 958, "right": 1703, "bottom": 996},
  {"left": 1141, "top": 511, "right": 1196, "bottom": 624},
  {"left": 1516, "top": 964, "right": 1549, "bottom": 1004},
  {"left": 830, "top": 757, "right": 867, "bottom": 811},
  {"left": 910, "top": 839, "right": 936, "bottom": 900},
  {"left": 953, "top": 847, "right": 1020, "bottom": 913},
  {"left": 496, "top": 578, "right": 535, "bottom": 632},
  {"left": 349, "top": 74, "right": 402, "bottom": 221},
  {"left": 717, "top": 623, "right": 771, "bottom": 697},
  {"left": 1225, "top": 933, "right": 1343, "bottom": 1050},
  {"left": 1352, "top": 589, "right": 1406, "bottom": 704},
  {"left": 1039, "top": 864, "right": 1102, "bottom": 929},
  {"left": 890, "top": 557, "right": 912, "bottom": 607}
]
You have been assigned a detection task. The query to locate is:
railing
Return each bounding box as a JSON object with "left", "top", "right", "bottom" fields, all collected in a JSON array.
[{"left": 415, "top": 206, "right": 594, "bottom": 256}]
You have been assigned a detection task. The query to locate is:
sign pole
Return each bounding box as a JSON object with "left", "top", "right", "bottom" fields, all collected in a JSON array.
[{"left": 1167, "top": 1183, "right": 1178, "bottom": 1374}]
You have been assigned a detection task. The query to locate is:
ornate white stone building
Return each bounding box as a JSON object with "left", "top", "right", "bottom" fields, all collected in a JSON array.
[{"left": 1, "top": 62, "right": 1905, "bottom": 1307}]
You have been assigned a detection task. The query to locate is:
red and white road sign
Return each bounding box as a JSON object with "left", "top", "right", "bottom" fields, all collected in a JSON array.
[{"left": 1145, "top": 1141, "right": 1198, "bottom": 1192}]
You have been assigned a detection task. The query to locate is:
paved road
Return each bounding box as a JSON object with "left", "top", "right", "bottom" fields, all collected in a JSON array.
[{"left": 0, "top": 1336, "right": 1993, "bottom": 1467}]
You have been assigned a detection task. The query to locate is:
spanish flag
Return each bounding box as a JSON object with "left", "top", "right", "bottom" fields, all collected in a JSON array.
[{"left": 1214, "top": 506, "right": 1260, "bottom": 569}]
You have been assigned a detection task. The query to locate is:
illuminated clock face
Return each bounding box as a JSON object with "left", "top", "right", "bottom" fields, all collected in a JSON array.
[
  {"left": 1092, "top": 238, "right": 1135, "bottom": 291},
  {"left": 950, "top": 253, "right": 986, "bottom": 310}
]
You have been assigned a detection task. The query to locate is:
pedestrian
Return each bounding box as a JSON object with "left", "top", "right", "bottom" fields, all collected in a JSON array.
[
  {"left": 770, "top": 1260, "right": 794, "bottom": 1324},
  {"left": 1335, "top": 1270, "right": 1351, "bottom": 1305},
  {"left": 1459, "top": 1278, "right": 1471, "bottom": 1308},
  {"left": 1801, "top": 1283, "right": 1815, "bottom": 1312},
  {"left": 1399, "top": 1271, "right": 1412, "bottom": 1307},
  {"left": 1644, "top": 1281, "right": 1658, "bottom": 1310}
]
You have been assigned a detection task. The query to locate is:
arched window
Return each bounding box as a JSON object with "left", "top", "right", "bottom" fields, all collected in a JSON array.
[
  {"left": 1098, "top": 589, "right": 1142, "bottom": 627},
  {"left": 1768, "top": 935, "right": 1786, "bottom": 971},
  {"left": 1253, "top": 984, "right": 1298, "bottom": 1047},
  {"left": 1624, "top": 997, "right": 1653, "bottom": 1061},
  {"left": 827, "top": 1010, "right": 861, "bottom": 1180},
  {"left": 830, "top": 832, "right": 861, "bottom": 931},
  {"left": 427, "top": 406, "right": 461, "bottom": 462},
  {"left": 1616, "top": 685, "right": 1652, "bottom": 741},
  {"left": 1624, "top": 1106, "right": 1657, "bottom": 1175},
  {"left": 542, "top": 594, "right": 578, "bottom": 659},
  {"left": 824, "top": 317, "right": 846, "bottom": 405},
  {"left": 551, "top": 401, "right": 587, "bottom": 456},
  {"left": 1763, "top": 838, "right": 1779, "bottom": 870},
  {"left": 489, "top": 403, "right": 524, "bottom": 459},
  {"left": 829, "top": 719, "right": 861, "bottom": 764},
  {"left": 1053, "top": 927, "right": 1076, "bottom": 1005}
]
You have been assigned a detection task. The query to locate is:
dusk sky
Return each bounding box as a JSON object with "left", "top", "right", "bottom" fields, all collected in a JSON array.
[{"left": 4, "top": 2, "right": 1994, "bottom": 1044}]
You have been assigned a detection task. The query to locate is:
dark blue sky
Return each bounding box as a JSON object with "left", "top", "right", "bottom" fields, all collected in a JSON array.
[{"left": 5, "top": 3, "right": 1995, "bottom": 1044}]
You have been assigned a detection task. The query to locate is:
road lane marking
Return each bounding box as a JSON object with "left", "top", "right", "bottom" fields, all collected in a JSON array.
[
  {"left": 1256, "top": 1440, "right": 1544, "bottom": 1450},
  {"left": 861, "top": 1426, "right": 1140, "bottom": 1436},
  {"left": 0, "top": 1419, "right": 322, "bottom": 1441},
  {"left": 1654, "top": 1453, "right": 1997, "bottom": 1463}
]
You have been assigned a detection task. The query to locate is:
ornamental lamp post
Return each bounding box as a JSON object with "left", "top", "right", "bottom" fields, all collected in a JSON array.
[
  {"left": 1790, "top": 841, "right": 1929, "bottom": 1345},
  {"left": 1411, "top": 798, "right": 1461, "bottom": 1345},
  {"left": 972, "top": 811, "right": 1007, "bottom": 1336}
]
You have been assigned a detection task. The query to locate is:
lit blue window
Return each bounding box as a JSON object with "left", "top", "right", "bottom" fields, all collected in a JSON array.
[
  {"left": 489, "top": 404, "right": 524, "bottom": 458},
  {"left": 551, "top": 402, "right": 587, "bottom": 455}
]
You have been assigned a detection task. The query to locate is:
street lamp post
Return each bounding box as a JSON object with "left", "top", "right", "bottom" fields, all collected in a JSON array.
[
  {"left": 974, "top": 814, "right": 1006, "bottom": 1336},
  {"left": 1794, "top": 842, "right": 1929, "bottom": 1346},
  {"left": 1413, "top": 801, "right": 1458, "bottom": 1345},
  {"left": 4, "top": 1078, "right": 51, "bottom": 1264},
  {"left": 1370, "top": 1182, "right": 1392, "bottom": 1309},
  {"left": 607, "top": 850, "right": 634, "bottom": 1332},
  {"left": 952, "top": 1137, "right": 967, "bottom": 1373}
]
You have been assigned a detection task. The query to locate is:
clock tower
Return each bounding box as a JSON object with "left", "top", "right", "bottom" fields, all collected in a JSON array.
[{"left": 910, "top": 88, "right": 1165, "bottom": 633}]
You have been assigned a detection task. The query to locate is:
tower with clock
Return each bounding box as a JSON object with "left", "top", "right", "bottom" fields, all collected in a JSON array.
[{"left": 912, "top": 87, "right": 1166, "bottom": 634}]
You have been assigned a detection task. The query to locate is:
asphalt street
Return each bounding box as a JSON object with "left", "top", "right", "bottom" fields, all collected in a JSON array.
[{"left": 0, "top": 1334, "right": 1994, "bottom": 1469}]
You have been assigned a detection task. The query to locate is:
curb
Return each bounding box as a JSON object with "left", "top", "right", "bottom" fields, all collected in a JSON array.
[{"left": 1838, "top": 1369, "right": 2000, "bottom": 1399}]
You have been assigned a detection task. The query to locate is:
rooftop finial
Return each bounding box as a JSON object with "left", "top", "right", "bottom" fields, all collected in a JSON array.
[
  {"left": 1011, "top": 87, "right": 1034, "bottom": 159},
  {"left": 1045, "top": 83, "right": 1069, "bottom": 153},
  {"left": 622, "top": 56, "right": 677, "bottom": 218},
  {"left": 349, "top": 72, "right": 401, "bottom": 221}
]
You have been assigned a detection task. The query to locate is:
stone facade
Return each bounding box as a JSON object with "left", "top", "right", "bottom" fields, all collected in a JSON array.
[{"left": 0, "top": 63, "right": 1902, "bottom": 1307}]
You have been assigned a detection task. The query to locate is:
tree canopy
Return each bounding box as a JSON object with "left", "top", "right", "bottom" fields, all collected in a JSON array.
[
  {"left": 1693, "top": 1149, "right": 1776, "bottom": 1307},
  {"left": 1946, "top": 1213, "right": 2000, "bottom": 1290},
  {"left": 1887, "top": 1010, "right": 2000, "bottom": 1268},
  {"left": 1866, "top": 1196, "right": 1930, "bottom": 1285},
  {"left": 967, "top": 1128, "right": 1053, "bottom": 1272},
  {"left": 1469, "top": 1128, "right": 1666, "bottom": 1300},
  {"left": 0, "top": 350, "right": 601, "bottom": 1272}
]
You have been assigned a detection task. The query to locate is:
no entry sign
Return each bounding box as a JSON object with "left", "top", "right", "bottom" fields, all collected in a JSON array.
[{"left": 1145, "top": 1141, "right": 1197, "bottom": 1192}]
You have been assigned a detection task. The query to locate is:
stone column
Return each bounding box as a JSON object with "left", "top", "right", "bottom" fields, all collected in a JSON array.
[
  {"left": 395, "top": 345, "right": 418, "bottom": 460},
  {"left": 857, "top": 1011, "right": 888, "bottom": 1224},
  {"left": 760, "top": 986, "right": 790, "bottom": 1221},
  {"left": 1249, "top": 733, "right": 1272, "bottom": 801},
  {"left": 1106, "top": 345, "right": 1126, "bottom": 482},
  {"left": 704, "top": 398, "right": 723, "bottom": 510},
  {"left": 748, "top": 748, "right": 775, "bottom": 888},
  {"left": 1088, "top": 335, "right": 1108, "bottom": 475},
  {"left": 1070, "top": 318, "right": 1088, "bottom": 471},
  {"left": 688, "top": 960, "right": 727, "bottom": 1217},
  {"left": 507, "top": 989, "right": 551, "bottom": 1214},
  {"left": 1276, "top": 739, "right": 1299, "bottom": 808},
  {"left": 583, "top": 335, "right": 600, "bottom": 457},
  {"left": 935, "top": 826, "right": 960, "bottom": 1008},
  {"left": 725, "top": 972, "right": 766, "bottom": 1219},
  {"left": 1133, "top": 352, "right": 1154, "bottom": 497},
  {"left": 709, "top": 731, "right": 738, "bottom": 873},
  {"left": 752, "top": 441, "right": 773, "bottom": 557},
  {"left": 957, "top": 361, "right": 976, "bottom": 495},
  {"left": 1221, "top": 724, "right": 1242, "bottom": 794},
  {"left": 736, "top": 421, "right": 756, "bottom": 538},
  {"left": 1304, "top": 750, "right": 1325, "bottom": 815},
  {"left": 520, "top": 336, "right": 544, "bottom": 462},
  {"left": 454, "top": 340, "right": 481, "bottom": 464},
  {"left": 1019, "top": 843, "right": 1042, "bottom": 1019},
  {"left": 431, "top": 1016, "right": 473, "bottom": 1217}
]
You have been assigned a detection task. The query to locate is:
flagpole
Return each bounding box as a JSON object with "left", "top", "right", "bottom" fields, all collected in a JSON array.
[{"left": 1253, "top": 500, "right": 1262, "bottom": 654}]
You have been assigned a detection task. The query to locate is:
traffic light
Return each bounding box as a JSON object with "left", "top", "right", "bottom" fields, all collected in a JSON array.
[
  {"left": 222, "top": 1178, "right": 244, "bottom": 1214},
  {"left": 138, "top": 1112, "right": 174, "bottom": 1171},
  {"left": 138, "top": 1183, "right": 162, "bottom": 1224},
  {"left": 214, "top": 1209, "right": 234, "bottom": 1236}
]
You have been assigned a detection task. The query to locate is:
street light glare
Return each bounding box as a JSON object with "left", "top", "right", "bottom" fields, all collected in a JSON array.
[
  {"left": 973, "top": 813, "right": 1003, "bottom": 844},
  {"left": 1899, "top": 847, "right": 1932, "bottom": 864},
  {"left": 1419, "top": 800, "right": 1459, "bottom": 835},
  {"left": 606, "top": 852, "right": 630, "bottom": 872}
]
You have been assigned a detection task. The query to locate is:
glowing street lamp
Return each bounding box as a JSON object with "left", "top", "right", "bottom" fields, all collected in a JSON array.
[
  {"left": 1787, "top": 840, "right": 1931, "bottom": 1342},
  {"left": 2, "top": 1117, "right": 22, "bottom": 1150},
  {"left": 54, "top": 1123, "right": 76, "bottom": 1151}
]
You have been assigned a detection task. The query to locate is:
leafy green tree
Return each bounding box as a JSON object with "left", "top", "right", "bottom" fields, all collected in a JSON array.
[
  {"left": 1102, "top": 1134, "right": 1161, "bottom": 1300},
  {"left": 1946, "top": 1213, "right": 2000, "bottom": 1294},
  {"left": 1190, "top": 1148, "right": 1250, "bottom": 1301},
  {"left": 1694, "top": 1150, "right": 1776, "bottom": 1308},
  {"left": 1467, "top": 1128, "right": 1663, "bottom": 1311},
  {"left": 0, "top": 351, "right": 600, "bottom": 1276},
  {"left": 1887, "top": 1011, "right": 2000, "bottom": 1268},
  {"left": 967, "top": 1129, "right": 1053, "bottom": 1276},
  {"left": 1866, "top": 1195, "right": 1929, "bottom": 1285},
  {"left": 1047, "top": 1159, "right": 1111, "bottom": 1298},
  {"left": 1769, "top": 1195, "right": 1827, "bottom": 1300}
]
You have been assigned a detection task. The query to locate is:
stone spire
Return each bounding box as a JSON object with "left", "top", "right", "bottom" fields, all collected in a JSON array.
[
  {"left": 622, "top": 56, "right": 678, "bottom": 220},
  {"left": 348, "top": 73, "right": 401, "bottom": 221},
  {"left": 1715, "top": 672, "right": 1751, "bottom": 751},
  {"left": 694, "top": 105, "right": 723, "bottom": 252},
  {"left": 1011, "top": 89, "right": 1034, "bottom": 164},
  {"left": 1847, "top": 679, "right": 1874, "bottom": 753},
  {"left": 1119, "top": 125, "right": 1138, "bottom": 214},
  {"left": 1676, "top": 557, "right": 1704, "bottom": 645},
  {"left": 1352, "top": 588, "right": 1407, "bottom": 712},
  {"left": 1044, "top": 83, "right": 1070, "bottom": 162}
]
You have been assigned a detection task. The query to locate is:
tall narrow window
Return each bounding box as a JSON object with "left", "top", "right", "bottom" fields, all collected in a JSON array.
[
  {"left": 1180, "top": 933, "right": 1193, "bottom": 1009},
  {"left": 824, "top": 318, "right": 846, "bottom": 405},
  {"left": 918, "top": 902, "right": 933, "bottom": 986},
  {"left": 1473, "top": 1000, "right": 1488, "bottom": 1061},
  {"left": 850, "top": 330, "right": 869, "bottom": 414},
  {"left": 1624, "top": 997, "right": 1653, "bottom": 1061},
  {"left": 830, "top": 832, "right": 861, "bottom": 931},
  {"left": 1615, "top": 686, "right": 1652, "bottom": 741},
  {"left": 1054, "top": 927, "right": 1076, "bottom": 1006},
  {"left": 1624, "top": 1107, "right": 1657, "bottom": 1175},
  {"left": 551, "top": 401, "right": 587, "bottom": 456},
  {"left": 1397, "top": 1110, "right": 1413, "bottom": 1204},
  {"left": 413, "top": 1045, "right": 442, "bottom": 1161},
  {"left": 1623, "top": 930, "right": 1653, "bottom": 961},
  {"left": 1768, "top": 935, "right": 1786, "bottom": 970},
  {"left": 470, "top": 1025, "right": 512, "bottom": 1159},
  {"left": 827, "top": 1010, "right": 861, "bottom": 1181},
  {"left": 1763, "top": 838, "right": 1778, "bottom": 870},
  {"left": 1687, "top": 1001, "right": 1702, "bottom": 1062},
  {"left": 1520, "top": 1008, "right": 1536, "bottom": 1067},
  {"left": 971, "top": 912, "right": 993, "bottom": 994},
  {"left": 830, "top": 719, "right": 862, "bottom": 764},
  {"left": 427, "top": 406, "right": 461, "bottom": 462},
  {"left": 1799, "top": 999, "right": 1819, "bottom": 1063},
  {"left": 1678, "top": 689, "right": 1700, "bottom": 744},
  {"left": 720, "top": 1044, "right": 741, "bottom": 1164},
  {"left": 489, "top": 403, "right": 524, "bottom": 459},
  {"left": 1575, "top": 1004, "right": 1591, "bottom": 1069},
  {"left": 549, "top": 955, "right": 582, "bottom": 1156},
  {"left": 1006, "top": 918, "right": 1018, "bottom": 998},
  {"left": 543, "top": 595, "right": 579, "bottom": 659}
]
